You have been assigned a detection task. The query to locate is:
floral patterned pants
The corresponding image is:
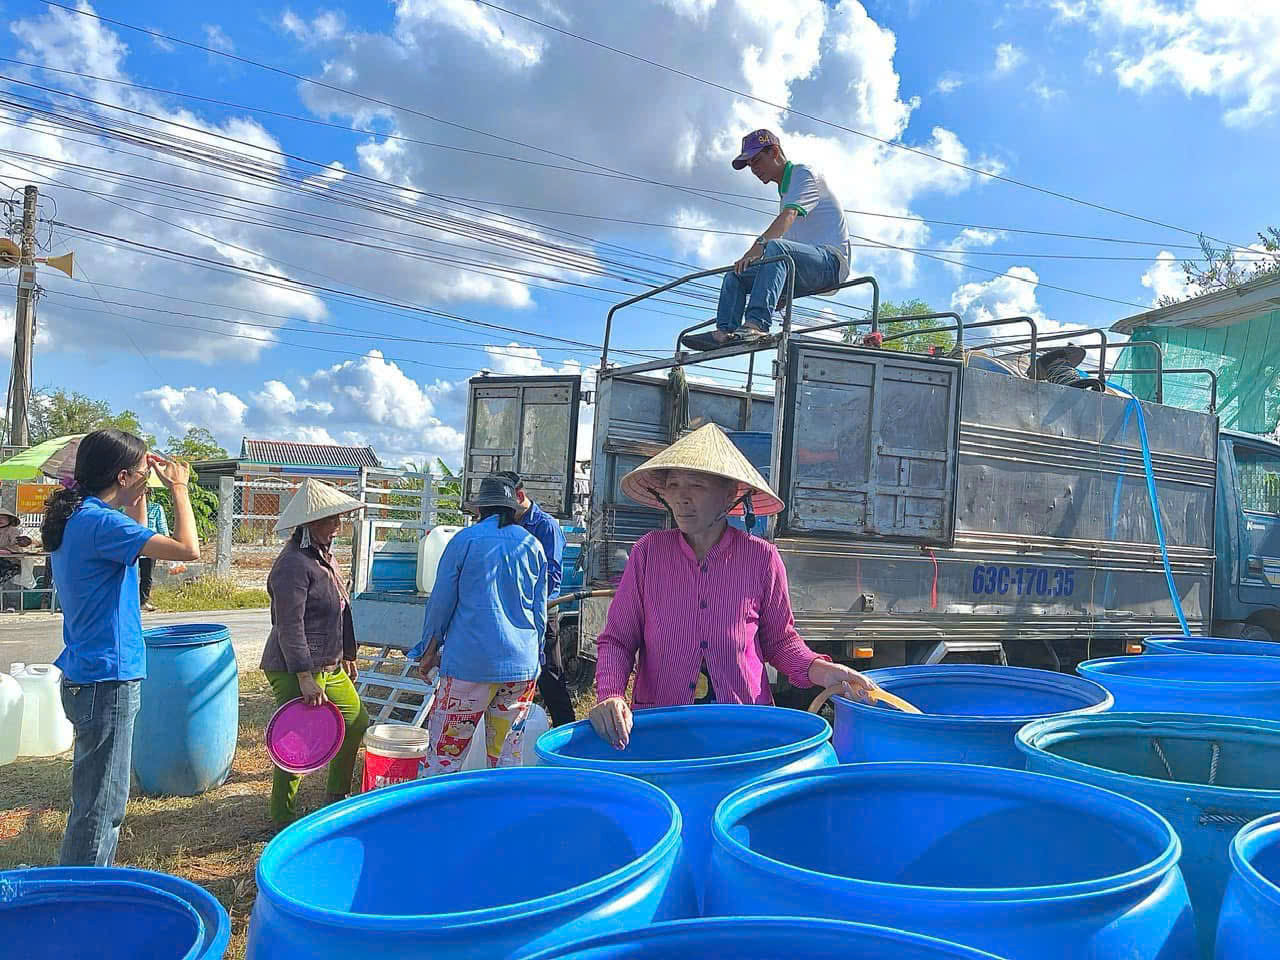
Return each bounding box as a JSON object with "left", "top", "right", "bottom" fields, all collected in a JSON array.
[{"left": 424, "top": 675, "right": 538, "bottom": 775}]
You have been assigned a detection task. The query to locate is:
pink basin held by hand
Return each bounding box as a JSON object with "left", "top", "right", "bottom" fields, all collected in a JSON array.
[{"left": 266, "top": 698, "right": 345, "bottom": 775}]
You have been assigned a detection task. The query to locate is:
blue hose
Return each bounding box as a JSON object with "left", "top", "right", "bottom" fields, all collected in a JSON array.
[{"left": 1123, "top": 392, "right": 1191, "bottom": 635}]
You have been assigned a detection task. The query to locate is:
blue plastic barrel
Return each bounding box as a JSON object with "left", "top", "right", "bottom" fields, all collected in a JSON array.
[
  {"left": 707, "top": 762, "right": 1196, "bottom": 959},
  {"left": 132, "top": 623, "right": 239, "bottom": 796},
  {"left": 535, "top": 705, "right": 835, "bottom": 906},
  {"left": 0, "top": 866, "right": 230, "bottom": 959},
  {"left": 1144, "top": 636, "right": 1280, "bottom": 657},
  {"left": 831, "top": 664, "right": 1112, "bottom": 768},
  {"left": 1216, "top": 812, "right": 1280, "bottom": 959},
  {"left": 1077, "top": 655, "right": 1280, "bottom": 719},
  {"left": 1018, "top": 712, "right": 1280, "bottom": 959},
  {"left": 518, "top": 917, "right": 1007, "bottom": 959},
  {"left": 246, "top": 768, "right": 695, "bottom": 959}
]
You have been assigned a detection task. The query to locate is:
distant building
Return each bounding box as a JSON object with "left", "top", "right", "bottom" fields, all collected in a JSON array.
[{"left": 1111, "top": 273, "right": 1280, "bottom": 435}]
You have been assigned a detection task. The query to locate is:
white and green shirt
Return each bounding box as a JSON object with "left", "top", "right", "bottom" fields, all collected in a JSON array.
[{"left": 779, "top": 162, "right": 851, "bottom": 281}]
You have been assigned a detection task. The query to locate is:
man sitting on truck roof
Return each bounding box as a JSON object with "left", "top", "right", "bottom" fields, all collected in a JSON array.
[{"left": 682, "top": 129, "right": 852, "bottom": 352}]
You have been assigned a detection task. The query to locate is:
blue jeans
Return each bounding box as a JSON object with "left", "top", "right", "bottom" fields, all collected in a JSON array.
[
  {"left": 59, "top": 679, "right": 141, "bottom": 866},
  {"left": 716, "top": 238, "right": 842, "bottom": 333}
]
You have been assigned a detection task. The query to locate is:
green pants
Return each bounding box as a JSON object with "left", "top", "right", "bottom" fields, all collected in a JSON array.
[{"left": 265, "top": 669, "right": 371, "bottom": 825}]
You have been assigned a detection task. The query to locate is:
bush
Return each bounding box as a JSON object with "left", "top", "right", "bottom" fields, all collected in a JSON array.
[{"left": 151, "top": 469, "right": 219, "bottom": 543}]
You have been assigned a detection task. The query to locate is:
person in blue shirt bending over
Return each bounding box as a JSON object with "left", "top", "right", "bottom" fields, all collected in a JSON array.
[
  {"left": 411, "top": 474, "right": 547, "bottom": 773},
  {"left": 40, "top": 429, "right": 201, "bottom": 866},
  {"left": 495, "top": 470, "right": 574, "bottom": 727}
]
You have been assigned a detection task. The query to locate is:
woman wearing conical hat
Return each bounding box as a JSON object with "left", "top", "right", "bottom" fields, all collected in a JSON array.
[
  {"left": 260, "top": 477, "right": 371, "bottom": 824},
  {"left": 589, "top": 424, "right": 875, "bottom": 748}
]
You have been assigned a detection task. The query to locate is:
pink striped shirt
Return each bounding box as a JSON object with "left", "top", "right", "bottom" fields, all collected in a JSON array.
[{"left": 595, "top": 527, "right": 827, "bottom": 708}]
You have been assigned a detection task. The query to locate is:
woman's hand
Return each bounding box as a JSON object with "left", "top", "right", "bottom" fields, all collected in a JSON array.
[
  {"left": 589, "top": 696, "right": 633, "bottom": 750},
  {"left": 341, "top": 659, "right": 358, "bottom": 683},
  {"left": 298, "top": 672, "right": 327, "bottom": 706},
  {"left": 416, "top": 637, "right": 442, "bottom": 681},
  {"left": 808, "top": 659, "right": 877, "bottom": 703},
  {"left": 148, "top": 454, "right": 191, "bottom": 491}
]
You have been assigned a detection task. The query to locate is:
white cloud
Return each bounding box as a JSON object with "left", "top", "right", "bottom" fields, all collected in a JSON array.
[
  {"left": 139, "top": 385, "right": 249, "bottom": 443},
  {"left": 995, "top": 42, "right": 1026, "bottom": 74},
  {"left": 941, "top": 227, "right": 1003, "bottom": 276},
  {"left": 1140, "top": 250, "right": 1191, "bottom": 305},
  {"left": 202, "top": 24, "right": 235, "bottom": 54},
  {"left": 949, "top": 266, "right": 1081, "bottom": 350},
  {"left": 1049, "top": 0, "right": 1089, "bottom": 22},
  {"left": 1031, "top": 80, "right": 1065, "bottom": 102},
  {"left": 1072, "top": 1, "right": 1280, "bottom": 126},
  {"left": 281, "top": 9, "right": 347, "bottom": 45},
  {"left": 935, "top": 75, "right": 964, "bottom": 94}
]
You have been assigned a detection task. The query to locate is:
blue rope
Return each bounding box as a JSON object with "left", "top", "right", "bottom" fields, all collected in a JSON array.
[{"left": 1126, "top": 393, "right": 1191, "bottom": 635}]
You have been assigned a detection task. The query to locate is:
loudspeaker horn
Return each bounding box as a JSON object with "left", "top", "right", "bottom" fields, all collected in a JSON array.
[
  {"left": 0, "top": 238, "right": 19, "bottom": 268},
  {"left": 41, "top": 252, "right": 73, "bottom": 278}
]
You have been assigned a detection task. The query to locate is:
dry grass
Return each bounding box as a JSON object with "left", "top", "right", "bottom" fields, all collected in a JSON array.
[{"left": 0, "top": 671, "right": 335, "bottom": 960}]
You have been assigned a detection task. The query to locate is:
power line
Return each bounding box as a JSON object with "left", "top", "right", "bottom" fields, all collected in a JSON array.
[
  {"left": 0, "top": 56, "right": 1218, "bottom": 252},
  {"left": 473, "top": 0, "right": 1265, "bottom": 256}
]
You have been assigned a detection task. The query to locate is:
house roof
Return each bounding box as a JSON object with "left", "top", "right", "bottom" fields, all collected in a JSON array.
[
  {"left": 239, "top": 438, "right": 381, "bottom": 469},
  {"left": 1111, "top": 271, "right": 1280, "bottom": 335}
]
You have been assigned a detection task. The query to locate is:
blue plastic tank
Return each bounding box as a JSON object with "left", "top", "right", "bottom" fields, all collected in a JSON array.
[
  {"left": 535, "top": 705, "right": 835, "bottom": 907},
  {"left": 1216, "top": 812, "right": 1280, "bottom": 959},
  {"left": 707, "top": 762, "right": 1196, "bottom": 959},
  {"left": 0, "top": 866, "right": 230, "bottom": 959},
  {"left": 725, "top": 432, "right": 770, "bottom": 533},
  {"left": 246, "top": 768, "right": 695, "bottom": 959},
  {"left": 518, "top": 917, "right": 1006, "bottom": 959},
  {"left": 1018, "top": 711, "right": 1280, "bottom": 959},
  {"left": 1077, "top": 655, "right": 1280, "bottom": 719},
  {"left": 1144, "top": 636, "right": 1280, "bottom": 657},
  {"left": 831, "top": 664, "right": 1112, "bottom": 768},
  {"left": 133, "top": 624, "right": 239, "bottom": 796}
]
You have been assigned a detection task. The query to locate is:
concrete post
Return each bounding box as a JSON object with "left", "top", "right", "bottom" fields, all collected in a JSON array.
[{"left": 216, "top": 475, "right": 233, "bottom": 577}]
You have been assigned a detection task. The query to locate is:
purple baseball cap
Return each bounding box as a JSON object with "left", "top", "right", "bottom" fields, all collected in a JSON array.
[{"left": 732, "top": 129, "right": 780, "bottom": 170}]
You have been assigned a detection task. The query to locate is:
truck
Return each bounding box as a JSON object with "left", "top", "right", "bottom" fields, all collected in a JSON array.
[
  {"left": 352, "top": 266, "right": 1280, "bottom": 698},
  {"left": 449, "top": 265, "right": 1280, "bottom": 695}
]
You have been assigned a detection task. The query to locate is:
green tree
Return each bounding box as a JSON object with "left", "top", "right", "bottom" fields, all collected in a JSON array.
[
  {"left": 1167, "top": 227, "right": 1280, "bottom": 305},
  {"left": 166, "top": 426, "right": 229, "bottom": 462},
  {"left": 25, "top": 389, "right": 156, "bottom": 446},
  {"left": 399, "top": 458, "right": 465, "bottom": 527},
  {"left": 150, "top": 471, "right": 219, "bottom": 544},
  {"left": 843, "top": 299, "right": 955, "bottom": 354}
]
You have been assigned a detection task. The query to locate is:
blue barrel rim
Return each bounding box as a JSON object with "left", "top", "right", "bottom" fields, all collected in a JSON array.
[
  {"left": 517, "top": 916, "right": 1007, "bottom": 959},
  {"left": 1144, "top": 636, "right": 1280, "bottom": 656},
  {"left": 255, "top": 767, "right": 683, "bottom": 931},
  {"left": 1078, "top": 654, "right": 1280, "bottom": 689},
  {"left": 534, "top": 704, "right": 832, "bottom": 772},
  {"left": 1229, "top": 812, "right": 1280, "bottom": 912},
  {"left": 142, "top": 624, "right": 232, "bottom": 648},
  {"left": 1016, "top": 711, "right": 1280, "bottom": 804},
  {"left": 833, "top": 664, "right": 1114, "bottom": 727},
  {"left": 0, "top": 866, "right": 231, "bottom": 959},
  {"left": 712, "top": 761, "right": 1182, "bottom": 904}
]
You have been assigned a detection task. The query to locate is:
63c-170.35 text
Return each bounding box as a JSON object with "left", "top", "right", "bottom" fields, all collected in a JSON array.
[{"left": 970, "top": 565, "right": 1076, "bottom": 597}]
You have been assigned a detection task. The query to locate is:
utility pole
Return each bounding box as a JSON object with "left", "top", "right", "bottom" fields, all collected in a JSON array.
[{"left": 6, "top": 185, "right": 38, "bottom": 447}]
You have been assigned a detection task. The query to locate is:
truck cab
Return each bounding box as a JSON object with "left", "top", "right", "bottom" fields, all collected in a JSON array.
[{"left": 1214, "top": 430, "right": 1280, "bottom": 642}]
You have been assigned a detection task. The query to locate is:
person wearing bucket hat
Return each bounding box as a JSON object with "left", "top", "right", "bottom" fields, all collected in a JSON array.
[
  {"left": 588, "top": 424, "right": 874, "bottom": 749},
  {"left": 409, "top": 474, "right": 549, "bottom": 772},
  {"left": 681, "top": 129, "right": 851, "bottom": 352},
  {"left": 260, "top": 477, "right": 371, "bottom": 825},
  {"left": 492, "top": 469, "right": 575, "bottom": 728}
]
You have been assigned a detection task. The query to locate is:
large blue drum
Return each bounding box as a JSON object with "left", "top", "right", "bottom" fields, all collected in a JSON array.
[
  {"left": 133, "top": 623, "right": 238, "bottom": 796},
  {"left": 1216, "top": 812, "right": 1280, "bottom": 959}
]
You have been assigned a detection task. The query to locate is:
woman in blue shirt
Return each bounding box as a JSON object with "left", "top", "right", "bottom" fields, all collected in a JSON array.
[{"left": 41, "top": 429, "right": 201, "bottom": 866}]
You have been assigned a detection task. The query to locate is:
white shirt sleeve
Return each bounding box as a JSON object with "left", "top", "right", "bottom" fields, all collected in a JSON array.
[{"left": 781, "top": 166, "right": 821, "bottom": 217}]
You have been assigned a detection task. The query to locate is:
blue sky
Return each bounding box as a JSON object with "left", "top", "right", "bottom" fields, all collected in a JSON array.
[{"left": 1, "top": 0, "right": 1275, "bottom": 467}]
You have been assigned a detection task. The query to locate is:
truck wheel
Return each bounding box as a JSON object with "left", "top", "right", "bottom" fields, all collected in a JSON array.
[{"left": 1240, "top": 623, "right": 1274, "bottom": 644}]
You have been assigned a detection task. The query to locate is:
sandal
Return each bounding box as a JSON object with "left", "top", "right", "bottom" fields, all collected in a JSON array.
[{"left": 681, "top": 326, "right": 770, "bottom": 352}]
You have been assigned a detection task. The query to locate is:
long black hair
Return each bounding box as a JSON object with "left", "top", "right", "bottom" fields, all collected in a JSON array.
[{"left": 41, "top": 429, "right": 148, "bottom": 551}]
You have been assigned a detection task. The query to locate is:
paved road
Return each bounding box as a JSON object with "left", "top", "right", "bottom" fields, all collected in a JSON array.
[{"left": 0, "top": 608, "right": 273, "bottom": 672}]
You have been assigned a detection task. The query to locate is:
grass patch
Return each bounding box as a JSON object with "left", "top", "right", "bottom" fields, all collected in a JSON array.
[{"left": 152, "top": 575, "right": 269, "bottom": 613}]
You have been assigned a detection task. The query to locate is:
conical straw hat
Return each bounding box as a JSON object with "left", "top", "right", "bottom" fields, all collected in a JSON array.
[
  {"left": 620, "top": 423, "right": 784, "bottom": 517},
  {"left": 274, "top": 477, "right": 365, "bottom": 534}
]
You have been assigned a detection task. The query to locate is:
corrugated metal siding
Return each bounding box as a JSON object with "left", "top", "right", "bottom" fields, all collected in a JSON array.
[{"left": 239, "top": 438, "right": 381, "bottom": 468}]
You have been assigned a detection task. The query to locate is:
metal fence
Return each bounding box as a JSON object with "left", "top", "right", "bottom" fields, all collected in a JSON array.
[{"left": 215, "top": 467, "right": 464, "bottom": 590}]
